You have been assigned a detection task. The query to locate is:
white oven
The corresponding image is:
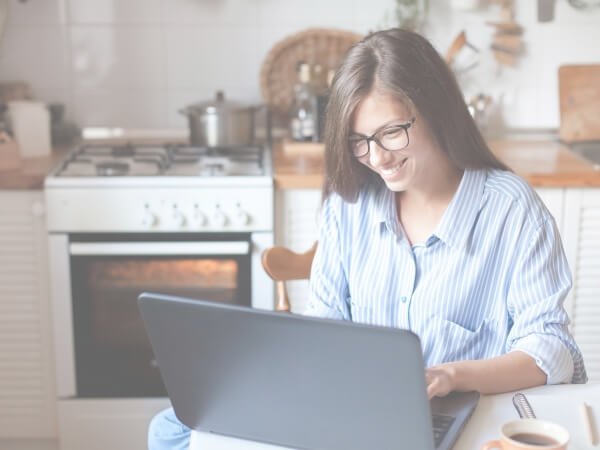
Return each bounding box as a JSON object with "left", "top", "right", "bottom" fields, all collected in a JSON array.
[{"left": 44, "top": 141, "right": 274, "bottom": 450}]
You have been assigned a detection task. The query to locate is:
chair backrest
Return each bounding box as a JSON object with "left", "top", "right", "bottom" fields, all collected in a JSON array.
[{"left": 261, "top": 242, "right": 317, "bottom": 312}]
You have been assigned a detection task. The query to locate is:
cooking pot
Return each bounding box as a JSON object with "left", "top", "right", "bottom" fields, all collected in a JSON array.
[{"left": 179, "top": 91, "right": 256, "bottom": 147}]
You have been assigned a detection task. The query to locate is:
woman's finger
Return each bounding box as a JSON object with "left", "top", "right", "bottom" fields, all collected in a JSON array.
[{"left": 427, "top": 376, "right": 440, "bottom": 399}]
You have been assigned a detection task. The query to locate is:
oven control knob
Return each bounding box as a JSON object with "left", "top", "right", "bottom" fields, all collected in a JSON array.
[
  {"left": 211, "top": 207, "right": 228, "bottom": 227},
  {"left": 192, "top": 208, "right": 207, "bottom": 227},
  {"left": 142, "top": 209, "right": 158, "bottom": 228},
  {"left": 233, "top": 208, "right": 250, "bottom": 226},
  {"left": 171, "top": 207, "right": 186, "bottom": 228}
]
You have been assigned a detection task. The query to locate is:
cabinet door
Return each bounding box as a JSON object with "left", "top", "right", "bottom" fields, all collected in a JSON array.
[
  {"left": 563, "top": 188, "right": 600, "bottom": 383},
  {"left": 0, "top": 191, "right": 57, "bottom": 437},
  {"left": 275, "top": 189, "right": 321, "bottom": 313}
]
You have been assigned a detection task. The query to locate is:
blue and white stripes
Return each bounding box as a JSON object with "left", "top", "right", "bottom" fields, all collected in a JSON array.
[{"left": 306, "top": 169, "right": 587, "bottom": 384}]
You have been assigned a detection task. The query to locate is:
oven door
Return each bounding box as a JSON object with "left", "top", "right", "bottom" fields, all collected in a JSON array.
[{"left": 50, "top": 233, "right": 252, "bottom": 398}]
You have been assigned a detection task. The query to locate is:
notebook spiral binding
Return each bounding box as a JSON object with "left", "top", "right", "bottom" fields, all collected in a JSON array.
[{"left": 512, "top": 392, "right": 536, "bottom": 419}]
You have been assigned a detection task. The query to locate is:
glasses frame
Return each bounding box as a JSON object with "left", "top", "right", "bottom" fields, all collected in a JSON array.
[{"left": 349, "top": 117, "right": 416, "bottom": 158}]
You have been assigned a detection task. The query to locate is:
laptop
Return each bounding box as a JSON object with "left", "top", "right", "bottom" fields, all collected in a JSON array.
[{"left": 139, "top": 292, "right": 479, "bottom": 450}]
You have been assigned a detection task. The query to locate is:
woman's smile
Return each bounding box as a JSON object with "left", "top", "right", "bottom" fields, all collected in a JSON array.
[{"left": 378, "top": 157, "right": 409, "bottom": 180}]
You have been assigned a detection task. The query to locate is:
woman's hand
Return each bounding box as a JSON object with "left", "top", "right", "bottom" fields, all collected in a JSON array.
[
  {"left": 425, "top": 363, "right": 458, "bottom": 399},
  {"left": 425, "top": 352, "right": 547, "bottom": 399}
]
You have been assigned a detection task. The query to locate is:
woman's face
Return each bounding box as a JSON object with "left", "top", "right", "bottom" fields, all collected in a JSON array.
[{"left": 351, "top": 89, "right": 446, "bottom": 193}]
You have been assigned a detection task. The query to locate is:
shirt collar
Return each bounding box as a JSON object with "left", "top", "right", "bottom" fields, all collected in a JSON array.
[
  {"left": 371, "top": 169, "right": 487, "bottom": 246},
  {"left": 433, "top": 169, "right": 487, "bottom": 249},
  {"left": 372, "top": 186, "right": 400, "bottom": 235}
]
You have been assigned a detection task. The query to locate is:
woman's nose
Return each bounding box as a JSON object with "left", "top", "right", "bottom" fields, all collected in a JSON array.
[{"left": 368, "top": 141, "right": 392, "bottom": 167}]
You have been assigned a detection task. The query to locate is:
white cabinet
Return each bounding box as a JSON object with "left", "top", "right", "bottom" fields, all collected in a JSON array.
[
  {"left": 0, "top": 191, "right": 57, "bottom": 438},
  {"left": 534, "top": 188, "right": 599, "bottom": 381},
  {"left": 562, "top": 188, "right": 600, "bottom": 383},
  {"left": 275, "top": 189, "right": 321, "bottom": 313}
]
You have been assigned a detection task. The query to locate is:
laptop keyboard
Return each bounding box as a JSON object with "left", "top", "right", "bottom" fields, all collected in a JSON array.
[{"left": 432, "top": 413, "right": 455, "bottom": 448}]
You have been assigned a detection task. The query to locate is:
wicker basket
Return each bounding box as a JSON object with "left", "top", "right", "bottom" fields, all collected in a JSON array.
[{"left": 260, "top": 28, "right": 363, "bottom": 117}]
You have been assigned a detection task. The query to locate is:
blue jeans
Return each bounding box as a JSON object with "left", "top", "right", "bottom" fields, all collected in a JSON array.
[{"left": 148, "top": 407, "right": 191, "bottom": 450}]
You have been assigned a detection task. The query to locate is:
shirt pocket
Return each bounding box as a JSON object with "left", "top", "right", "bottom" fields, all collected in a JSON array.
[
  {"left": 422, "top": 316, "right": 492, "bottom": 365},
  {"left": 349, "top": 297, "right": 401, "bottom": 328}
]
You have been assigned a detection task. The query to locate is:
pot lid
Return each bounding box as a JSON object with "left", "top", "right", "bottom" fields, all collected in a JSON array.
[{"left": 186, "top": 90, "right": 250, "bottom": 114}]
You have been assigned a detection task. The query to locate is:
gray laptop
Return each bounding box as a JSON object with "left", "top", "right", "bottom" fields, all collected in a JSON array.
[{"left": 139, "top": 292, "right": 479, "bottom": 450}]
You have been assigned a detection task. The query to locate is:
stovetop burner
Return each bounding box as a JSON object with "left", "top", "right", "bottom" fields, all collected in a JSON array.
[
  {"left": 55, "top": 143, "right": 266, "bottom": 177},
  {"left": 96, "top": 161, "right": 130, "bottom": 176},
  {"left": 110, "top": 145, "right": 136, "bottom": 158}
]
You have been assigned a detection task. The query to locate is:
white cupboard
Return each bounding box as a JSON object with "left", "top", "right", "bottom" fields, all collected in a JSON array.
[
  {"left": 562, "top": 189, "right": 600, "bottom": 383},
  {"left": 275, "top": 189, "right": 321, "bottom": 313},
  {"left": 0, "top": 191, "right": 57, "bottom": 438}
]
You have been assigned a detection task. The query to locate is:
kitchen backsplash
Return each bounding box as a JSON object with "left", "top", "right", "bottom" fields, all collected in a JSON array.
[{"left": 0, "top": 0, "right": 598, "bottom": 130}]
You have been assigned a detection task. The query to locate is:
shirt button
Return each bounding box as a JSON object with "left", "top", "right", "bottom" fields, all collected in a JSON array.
[{"left": 400, "top": 296, "right": 407, "bottom": 303}]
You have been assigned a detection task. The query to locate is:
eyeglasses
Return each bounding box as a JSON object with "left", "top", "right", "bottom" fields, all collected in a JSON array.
[{"left": 348, "top": 117, "right": 416, "bottom": 158}]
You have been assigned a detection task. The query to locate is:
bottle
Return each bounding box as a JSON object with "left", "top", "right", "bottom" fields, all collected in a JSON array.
[
  {"left": 311, "top": 64, "right": 327, "bottom": 93},
  {"left": 289, "top": 62, "right": 318, "bottom": 142},
  {"left": 315, "top": 69, "right": 336, "bottom": 142}
]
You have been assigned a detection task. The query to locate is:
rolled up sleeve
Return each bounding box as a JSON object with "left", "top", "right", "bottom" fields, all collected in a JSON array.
[
  {"left": 506, "top": 216, "right": 587, "bottom": 384},
  {"left": 304, "top": 195, "right": 351, "bottom": 321}
]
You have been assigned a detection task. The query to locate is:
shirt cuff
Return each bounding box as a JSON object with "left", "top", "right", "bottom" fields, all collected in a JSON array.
[
  {"left": 303, "top": 298, "right": 346, "bottom": 320},
  {"left": 510, "top": 334, "right": 575, "bottom": 384}
]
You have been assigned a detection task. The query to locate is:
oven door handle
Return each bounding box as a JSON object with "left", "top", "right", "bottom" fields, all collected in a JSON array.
[{"left": 69, "top": 241, "right": 250, "bottom": 256}]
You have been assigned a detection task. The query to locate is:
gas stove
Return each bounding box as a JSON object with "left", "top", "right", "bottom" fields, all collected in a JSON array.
[
  {"left": 45, "top": 139, "right": 274, "bottom": 233},
  {"left": 52, "top": 142, "right": 267, "bottom": 178}
]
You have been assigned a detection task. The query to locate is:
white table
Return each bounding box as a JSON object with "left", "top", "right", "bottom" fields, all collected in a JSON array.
[
  {"left": 189, "top": 384, "right": 600, "bottom": 450},
  {"left": 453, "top": 384, "right": 599, "bottom": 450}
]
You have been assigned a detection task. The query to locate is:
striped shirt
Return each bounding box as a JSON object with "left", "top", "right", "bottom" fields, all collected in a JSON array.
[{"left": 306, "top": 169, "right": 587, "bottom": 384}]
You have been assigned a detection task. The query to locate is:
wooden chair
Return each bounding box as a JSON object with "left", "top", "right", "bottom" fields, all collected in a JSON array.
[{"left": 261, "top": 242, "right": 317, "bottom": 312}]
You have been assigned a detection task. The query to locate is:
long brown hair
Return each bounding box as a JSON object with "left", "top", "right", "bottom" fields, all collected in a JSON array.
[{"left": 323, "top": 28, "right": 509, "bottom": 202}]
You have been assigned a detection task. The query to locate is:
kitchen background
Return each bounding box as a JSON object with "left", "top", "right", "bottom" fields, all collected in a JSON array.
[
  {"left": 1, "top": 2, "right": 600, "bottom": 450},
  {"left": 0, "top": 0, "right": 598, "bottom": 133}
]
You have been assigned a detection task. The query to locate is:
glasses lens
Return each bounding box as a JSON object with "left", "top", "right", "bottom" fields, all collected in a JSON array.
[
  {"left": 349, "top": 120, "right": 413, "bottom": 158},
  {"left": 379, "top": 126, "right": 409, "bottom": 151},
  {"left": 350, "top": 139, "right": 368, "bottom": 157}
]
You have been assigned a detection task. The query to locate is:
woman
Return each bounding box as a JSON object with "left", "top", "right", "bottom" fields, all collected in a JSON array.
[
  {"left": 148, "top": 28, "right": 586, "bottom": 450},
  {"left": 305, "top": 28, "right": 586, "bottom": 398}
]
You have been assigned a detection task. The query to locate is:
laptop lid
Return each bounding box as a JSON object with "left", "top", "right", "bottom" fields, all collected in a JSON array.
[{"left": 139, "top": 292, "right": 477, "bottom": 450}]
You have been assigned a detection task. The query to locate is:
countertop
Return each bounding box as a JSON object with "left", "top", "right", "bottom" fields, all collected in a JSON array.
[
  {"left": 0, "top": 129, "right": 188, "bottom": 190},
  {"left": 1, "top": 138, "right": 599, "bottom": 190},
  {"left": 273, "top": 138, "right": 600, "bottom": 189},
  {"left": 0, "top": 146, "right": 70, "bottom": 190}
]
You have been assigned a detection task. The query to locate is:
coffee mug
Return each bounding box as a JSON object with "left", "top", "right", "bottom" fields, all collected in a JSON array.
[{"left": 481, "top": 418, "right": 569, "bottom": 449}]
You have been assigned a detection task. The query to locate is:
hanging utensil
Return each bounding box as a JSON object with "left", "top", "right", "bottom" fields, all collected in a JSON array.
[
  {"left": 445, "top": 30, "right": 480, "bottom": 74},
  {"left": 537, "top": 0, "right": 556, "bottom": 22},
  {"left": 567, "top": 0, "right": 600, "bottom": 9}
]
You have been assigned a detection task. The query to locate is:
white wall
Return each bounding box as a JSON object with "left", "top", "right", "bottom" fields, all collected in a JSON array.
[
  {"left": 426, "top": 1, "right": 600, "bottom": 130},
  {"left": 0, "top": 0, "right": 598, "bottom": 130}
]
